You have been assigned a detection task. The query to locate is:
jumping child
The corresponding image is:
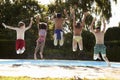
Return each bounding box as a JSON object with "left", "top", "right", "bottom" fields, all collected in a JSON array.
[
  {"left": 51, "top": 9, "right": 69, "bottom": 47},
  {"left": 70, "top": 8, "right": 88, "bottom": 52},
  {"left": 89, "top": 17, "right": 111, "bottom": 67},
  {"left": 2, "top": 17, "right": 33, "bottom": 54},
  {"left": 34, "top": 14, "right": 47, "bottom": 59}
]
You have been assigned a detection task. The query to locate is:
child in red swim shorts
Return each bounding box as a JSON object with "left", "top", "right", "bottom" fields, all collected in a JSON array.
[{"left": 2, "top": 17, "right": 33, "bottom": 54}]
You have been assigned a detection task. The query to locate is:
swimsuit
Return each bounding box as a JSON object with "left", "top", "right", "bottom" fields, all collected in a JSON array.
[
  {"left": 94, "top": 44, "right": 106, "bottom": 54},
  {"left": 16, "top": 39, "right": 25, "bottom": 50},
  {"left": 37, "top": 29, "right": 46, "bottom": 43},
  {"left": 54, "top": 29, "right": 63, "bottom": 40},
  {"left": 73, "top": 35, "right": 82, "bottom": 42}
]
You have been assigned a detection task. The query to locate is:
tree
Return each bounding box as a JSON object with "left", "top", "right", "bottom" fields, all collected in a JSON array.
[
  {"left": 105, "top": 27, "right": 120, "bottom": 62},
  {"left": 0, "top": 0, "right": 47, "bottom": 59},
  {"left": 0, "top": 0, "right": 43, "bottom": 39},
  {"left": 105, "top": 27, "right": 120, "bottom": 42}
]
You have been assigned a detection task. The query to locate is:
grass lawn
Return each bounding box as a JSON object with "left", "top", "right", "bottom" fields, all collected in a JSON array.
[
  {"left": 0, "top": 76, "right": 116, "bottom": 80},
  {"left": 0, "top": 76, "right": 73, "bottom": 80}
]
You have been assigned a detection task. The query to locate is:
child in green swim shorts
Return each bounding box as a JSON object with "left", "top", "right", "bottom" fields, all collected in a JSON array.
[{"left": 90, "top": 17, "right": 111, "bottom": 67}]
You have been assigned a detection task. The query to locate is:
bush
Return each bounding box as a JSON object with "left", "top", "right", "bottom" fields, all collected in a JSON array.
[
  {"left": 0, "top": 40, "right": 16, "bottom": 59},
  {"left": 105, "top": 41, "right": 120, "bottom": 62}
]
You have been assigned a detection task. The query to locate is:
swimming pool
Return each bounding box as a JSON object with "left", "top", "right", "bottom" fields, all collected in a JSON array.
[{"left": 0, "top": 59, "right": 120, "bottom": 67}]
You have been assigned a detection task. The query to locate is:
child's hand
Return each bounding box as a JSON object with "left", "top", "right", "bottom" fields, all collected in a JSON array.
[
  {"left": 103, "top": 17, "right": 105, "bottom": 22},
  {"left": 94, "top": 17, "right": 97, "bottom": 20},
  {"left": 70, "top": 7, "right": 74, "bottom": 14},
  {"left": 35, "top": 13, "right": 40, "bottom": 22},
  {"left": 64, "top": 9, "right": 67, "bottom": 14},
  {"left": 31, "top": 17, "right": 33, "bottom": 21},
  {"left": 2, "top": 23, "right": 7, "bottom": 28},
  {"left": 84, "top": 12, "right": 89, "bottom": 16},
  {"left": 35, "top": 13, "right": 40, "bottom": 19}
]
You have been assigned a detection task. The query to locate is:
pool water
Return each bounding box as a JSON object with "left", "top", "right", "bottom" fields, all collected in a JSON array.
[{"left": 0, "top": 59, "right": 120, "bottom": 67}]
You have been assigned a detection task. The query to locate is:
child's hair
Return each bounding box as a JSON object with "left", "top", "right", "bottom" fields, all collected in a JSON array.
[
  {"left": 75, "top": 22, "right": 81, "bottom": 28},
  {"left": 95, "top": 20, "right": 101, "bottom": 30},
  {"left": 96, "top": 26, "right": 100, "bottom": 30},
  {"left": 39, "top": 23, "right": 47, "bottom": 29},
  {"left": 56, "top": 13, "right": 62, "bottom": 18},
  {"left": 96, "top": 20, "right": 101, "bottom": 27},
  {"left": 18, "top": 21, "right": 25, "bottom": 27}
]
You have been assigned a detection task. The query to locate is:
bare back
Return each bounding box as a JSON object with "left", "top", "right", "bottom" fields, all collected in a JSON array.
[
  {"left": 54, "top": 18, "right": 65, "bottom": 29},
  {"left": 93, "top": 31, "right": 105, "bottom": 44},
  {"left": 73, "top": 27, "right": 82, "bottom": 36},
  {"left": 73, "top": 23, "right": 83, "bottom": 36}
]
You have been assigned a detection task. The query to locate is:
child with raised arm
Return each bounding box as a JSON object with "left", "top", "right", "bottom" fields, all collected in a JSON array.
[
  {"left": 90, "top": 17, "right": 111, "bottom": 67},
  {"left": 51, "top": 9, "right": 69, "bottom": 47},
  {"left": 71, "top": 8, "right": 88, "bottom": 52},
  {"left": 2, "top": 17, "right": 33, "bottom": 54},
  {"left": 34, "top": 14, "right": 47, "bottom": 59}
]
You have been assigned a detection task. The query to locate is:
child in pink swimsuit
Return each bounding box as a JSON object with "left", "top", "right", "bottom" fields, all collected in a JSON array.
[{"left": 34, "top": 14, "right": 47, "bottom": 59}]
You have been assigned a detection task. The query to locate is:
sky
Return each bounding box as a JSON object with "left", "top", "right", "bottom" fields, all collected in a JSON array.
[
  {"left": 38, "top": 0, "right": 54, "bottom": 5},
  {"left": 38, "top": 0, "right": 120, "bottom": 28},
  {"left": 108, "top": 0, "right": 120, "bottom": 27}
]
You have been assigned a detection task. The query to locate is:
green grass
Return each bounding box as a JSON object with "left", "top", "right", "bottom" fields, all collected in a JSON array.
[
  {"left": 0, "top": 76, "right": 117, "bottom": 80},
  {"left": 0, "top": 76, "right": 74, "bottom": 80}
]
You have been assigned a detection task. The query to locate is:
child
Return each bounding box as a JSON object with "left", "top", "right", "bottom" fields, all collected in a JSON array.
[
  {"left": 89, "top": 17, "right": 111, "bottom": 67},
  {"left": 2, "top": 17, "right": 33, "bottom": 54},
  {"left": 71, "top": 8, "right": 88, "bottom": 52},
  {"left": 34, "top": 14, "right": 47, "bottom": 59},
  {"left": 51, "top": 9, "right": 69, "bottom": 47}
]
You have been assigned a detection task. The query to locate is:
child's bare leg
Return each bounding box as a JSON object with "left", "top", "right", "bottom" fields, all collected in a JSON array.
[
  {"left": 39, "top": 44, "right": 44, "bottom": 59},
  {"left": 39, "top": 52, "right": 43, "bottom": 59},
  {"left": 20, "top": 47, "right": 25, "bottom": 54},
  {"left": 72, "top": 40, "right": 77, "bottom": 52},
  {"left": 102, "top": 54, "right": 111, "bottom": 67},
  {"left": 34, "top": 53, "right": 37, "bottom": 60},
  {"left": 16, "top": 49, "right": 21, "bottom": 54},
  {"left": 34, "top": 43, "right": 40, "bottom": 60},
  {"left": 59, "top": 32, "right": 64, "bottom": 46},
  {"left": 54, "top": 34, "right": 58, "bottom": 46},
  {"left": 93, "top": 54, "right": 101, "bottom": 60},
  {"left": 78, "top": 39, "right": 83, "bottom": 51}
]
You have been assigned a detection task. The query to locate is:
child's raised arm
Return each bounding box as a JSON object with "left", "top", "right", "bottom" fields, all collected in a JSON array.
[
  {"left": 64, "top": 9, "right": 70, "bottom": 21},
  {"left": 81, "top": 12, "right": 89, "bottom": 27},
  {"left": 35, "top": 14, "right": 41, "bottom": 30},
  {"left": 70, "top": 8, "right": 76, "bottom": 28},
  {"left": 102, "top": 18, "right": 106, "bottom": 33},
  {"left": 25, "top": 17, "right": 33, "bottom": 30},
  {"left": 2, "top": 23, "right": 18, "bottom": 30},
  {"left": 89, "top": 17, "right": 96, "bottom": 32}
]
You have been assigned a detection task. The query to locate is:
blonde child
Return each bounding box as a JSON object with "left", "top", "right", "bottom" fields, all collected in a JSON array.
[{"left": 2, "top": 17, "right": 33, "bottom": 54}]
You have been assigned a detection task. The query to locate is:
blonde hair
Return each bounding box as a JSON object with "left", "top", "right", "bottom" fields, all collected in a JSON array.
[{"left": 18, "top": 21, "right": 25, "bottom": 27}]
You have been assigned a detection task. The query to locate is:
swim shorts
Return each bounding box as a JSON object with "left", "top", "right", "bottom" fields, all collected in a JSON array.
[
  {"left": 54, "top": 29, "right": 63, "bottom": 40},
  {"left": 16, "top": 39, "right": 25, "bottom": 50},
  {"left": 73, "top": 35, "right": 82, "bottom": 42},
  {"left": 94, "top": 44, "right": 106, "bottom": 54}
]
